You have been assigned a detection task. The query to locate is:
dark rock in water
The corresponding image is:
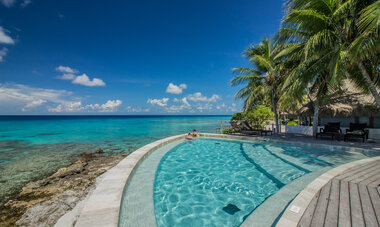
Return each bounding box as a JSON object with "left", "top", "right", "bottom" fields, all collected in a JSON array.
[
  {"left": 80, "top": 152, "right": 95, "bottom": 160},
  {"left": 37, "top": 133, "right": 61, "bottom": 136},
  {"left": 222, "top": 204, "right": 241, "bottom": 215},
  {"left": 95, "top": 148, "right": 104, "bottom": 154}
]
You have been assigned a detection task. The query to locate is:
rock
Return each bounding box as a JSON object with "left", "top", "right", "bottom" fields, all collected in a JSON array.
[
  {"left": 16, "top": 190, "right": 81, "bottom": 227},
  {"left": 95, "top": 148, "right": 103, "bottom": 154},
  {"left": 80, "top": 152, "right": 95, "bottom": 160},
  {"left": 0, "top": 155, "right": 126, "bottom": 227}
]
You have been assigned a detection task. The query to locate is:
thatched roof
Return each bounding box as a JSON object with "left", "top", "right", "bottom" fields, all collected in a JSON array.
[{"left": 298, "top": 80, "right": 380, "bottom": 117}]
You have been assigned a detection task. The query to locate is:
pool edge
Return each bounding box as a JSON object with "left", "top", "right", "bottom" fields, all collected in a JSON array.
[{"left": 73, "top": 133, "right": 378, "bottom": 227}]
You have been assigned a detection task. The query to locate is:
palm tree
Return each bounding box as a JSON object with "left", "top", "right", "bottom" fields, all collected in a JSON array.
[
  {"left": 278, "top": 0, "right": 380, "bottom": 135},
  {"left": 283, "top": 0, "right": 380, "bottom": 106},
  {"left": 231, "top": 38, "right": 282, "bottom": 133}
]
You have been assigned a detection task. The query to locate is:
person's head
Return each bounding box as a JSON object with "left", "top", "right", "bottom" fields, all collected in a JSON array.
[
  {"left": 193, "top": 129, "right": 197, "bottom": 132},
  {"left": 188, "top": 133, "right": 191, "bottom": 135}
]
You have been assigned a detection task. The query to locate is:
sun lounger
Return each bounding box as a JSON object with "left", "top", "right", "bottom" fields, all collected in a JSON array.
[
  {"left": 316, "top": 122, "right": 342, "bottom": 140},
  {"left": 344, "top": 123, "right": 369, "bottom": 142}
]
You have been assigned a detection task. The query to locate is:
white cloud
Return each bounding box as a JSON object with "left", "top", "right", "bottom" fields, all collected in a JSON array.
[
  {"left": 57, "top": 73, "right": 75, "bottom": 80},
  {"left": 126, "top": 106, "right": 150, "bottom": 113},
  {"left": 166, "top": 83, "right": 187, "bottom": 95},
  {"left": 0, "top": 83, "right": 122, "bottom": 113},
  {"left": 56, "top": 66, "right": 106, "bottom": 87},
  {"left": 147, "top": 98, "right": 169, "bottom": 107},
  {"left": 22, "top": 99, "right": 46, "bottom": 111},
  {"left": 0, "top": 48, "right": 8, "bottom": 62},
  {"left": 56, "top": 65, "right": 77, "bottom": 74},
  {"left": 187, "top": 92, "right": 221, "bottom": 102},
  {"left": 0, "top": 27, "right": 15, "bottom": 45},
  {"left": 49, "top": 100, "right": 122, "bottom": 113},
  {"left": 72, "top": 74, "right": 106, "bottom": 87},
  {"left": 20, "top": 0, "right": 31, "bottom": 7},
  {"left": 98, "top": 100, "right": 122, "bottom": 112},
  {"left": 165, "top": 97, "right": 191, "bottom": 113},
  {"left": 0, "top": 83, "right": 72, "bottom": 112},
  {"left": 196, "top": 103, "right": 213, "bottom": 112},
  {"left": 0, "top": 0, "right": 16, "bottom": 7},
  {"left": 48, "top": 101, "right": 84, "bottom": 112}
]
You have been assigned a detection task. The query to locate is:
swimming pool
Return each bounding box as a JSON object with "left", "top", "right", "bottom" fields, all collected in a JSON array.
[{"left": 117, "top": 136, "right": 379, "bottom": 227}]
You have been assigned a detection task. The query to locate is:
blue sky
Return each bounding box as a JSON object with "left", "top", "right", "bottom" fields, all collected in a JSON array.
[{"left": 0, "top": 0, "right": 283, "bottom": 114}]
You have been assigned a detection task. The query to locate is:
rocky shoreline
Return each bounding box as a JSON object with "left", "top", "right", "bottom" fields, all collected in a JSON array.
[{"left": 0, "top": 151, "right": 126, "bottom": 227}]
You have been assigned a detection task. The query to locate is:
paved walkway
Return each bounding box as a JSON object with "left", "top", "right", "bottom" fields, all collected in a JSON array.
[
  {"left": 298, "top": 159, "right": 380, "bottom": 227},
  {"left": 234, "top": 133, "right": 380, "bottom": 152}
]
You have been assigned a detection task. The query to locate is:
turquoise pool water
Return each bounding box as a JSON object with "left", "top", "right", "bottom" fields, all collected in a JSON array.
[
  {"left": 153, "top": 138, "right": 379, "bottom": 227},
  {"left": 0, "top": 115, "right": 229, "bottom": 205}
]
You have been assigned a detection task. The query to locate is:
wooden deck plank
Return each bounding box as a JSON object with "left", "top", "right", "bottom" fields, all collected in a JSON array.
[
  {"left": 358, "top": 168, "right": 380, "bottom": 185},
  {"left": 310, "top": 181, "right": 332, "bottom": 227},
  {"left": 358, "top": 184, "right": 378, "bottom": 227},
  {"left": 324, "top": 179, "right": 340, "bottom": 227},
  {"left": 339, "top": 162, "right": 380, "bottom": 182},
  {"left": 367, "top": 187, "right": 380, "bottom": 226},
  {"left": 350, "top": 166, "right": 380, "bottom": 184},
  {"left": 336, "top": 161, "right": 379, "bottom": 180},
  {"left": 298, "top": 191, "right": 320, "bottom": 227},
  {"left": 368, "top": 178, "right": 380, "bottom": 188},
  {"left": 350, "top": 182, "right": 365, "bottom": 227},
  {"left": 339, "top": 180, "right": 351, "bottom": 227}
]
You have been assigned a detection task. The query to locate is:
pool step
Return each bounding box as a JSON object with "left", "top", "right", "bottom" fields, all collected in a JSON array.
[{"left": 241, "top": 144, "right": 309, "bottom": 185}]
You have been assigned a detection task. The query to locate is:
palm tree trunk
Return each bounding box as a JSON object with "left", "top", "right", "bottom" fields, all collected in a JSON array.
[
  {"left": 272, "top": 87, "right": 279, "bottom": 133},
  {"left": 357, "top": 60, "right": 380, "bottom": 107},
  {"left": 312, "top": 99, "right": 319, "bottom": 137}
]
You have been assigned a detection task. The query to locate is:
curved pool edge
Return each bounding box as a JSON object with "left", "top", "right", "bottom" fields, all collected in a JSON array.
[
  {"left": 74, "top": 134, "right": 186, "bottom": 227},
  {"left": 73, "top": 133, "right": 378, "bottom": 227},
  {"left": 275, "top": 156, "right": 380, "bottom": 227}
]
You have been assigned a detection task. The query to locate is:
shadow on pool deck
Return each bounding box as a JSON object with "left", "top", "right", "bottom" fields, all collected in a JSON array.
[{"left": 234, "top": 132, "right": 380, "bottom": 151}]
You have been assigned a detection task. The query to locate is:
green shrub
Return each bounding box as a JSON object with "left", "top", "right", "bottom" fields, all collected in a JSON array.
[
  {"left": 231, "top": 112, "right": 244, "bottom": 121},
  {"left": 244, "top": 105, "right": 274, "bottom": 129},
  {"left": 222, "top": 128, "right": 234, "bottom": 134},
  {"left": 287, "top": 120, "right": 298, "bottom": 126}
]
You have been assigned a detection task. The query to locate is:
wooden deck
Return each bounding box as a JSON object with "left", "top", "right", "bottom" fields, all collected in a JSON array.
[{"left": 298, "top": 159, "right": 380, "bottom": 227}]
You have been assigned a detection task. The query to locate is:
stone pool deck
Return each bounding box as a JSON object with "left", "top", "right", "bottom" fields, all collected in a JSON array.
[{"left": 57, "top": 133, "right": 380, "bottom": 227}]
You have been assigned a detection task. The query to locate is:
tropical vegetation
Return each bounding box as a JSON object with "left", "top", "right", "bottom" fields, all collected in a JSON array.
[{"left": 231, "top": 0, "right": 380, "bottom": 136}]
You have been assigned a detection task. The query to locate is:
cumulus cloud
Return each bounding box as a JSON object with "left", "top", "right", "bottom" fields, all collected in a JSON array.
[
  {"left": 165, "top": 97, "right": 191, "bottom": 113},
  {"left": 56, "top": 65, "right": 77, "bottom": 74},
  {"left": 0, "top": 27, "right": 15, "bottom": 45},
  {"left": 0, "top": 0, "right": 16, "bottom": 7},
  {"left": 72, "top": 74, "right": 106, "bottom": 87},
  {"left": 48, "top": 101, "right": 83, "bottom": 113},
  {"left": 166, "top": 83, "right": 187, "bottom": 95},
  {"left": 49, "top": 100, "right": 122, "bottom": 113},
  {"left": 56, "top": 66, "right": 106, "bottom": 87},
  {"left": 187, "top": 92, "right": 221, "bottom": 102},
  {"left": 0, "top": 48, "right": 8, "bottom": 62},
  {"left": 147, "top": 98, "right": 169, "bottom": 107},
  {"left": 196, "top": 103, "right": 213, "bottom": 112}
]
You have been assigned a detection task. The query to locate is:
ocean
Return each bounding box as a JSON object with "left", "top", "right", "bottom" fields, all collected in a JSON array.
[{"left": 0, "top": 115, "right": 230, "bottom": 205}]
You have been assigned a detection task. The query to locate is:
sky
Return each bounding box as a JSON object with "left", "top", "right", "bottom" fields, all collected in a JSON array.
[{"left": 0, "top": 0, "right": 283, "bottom": 115}]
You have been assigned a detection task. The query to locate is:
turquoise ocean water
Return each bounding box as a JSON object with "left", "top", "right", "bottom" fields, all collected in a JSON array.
[{"left": 0, "top": 115, "right": 230, "bottom": 205}]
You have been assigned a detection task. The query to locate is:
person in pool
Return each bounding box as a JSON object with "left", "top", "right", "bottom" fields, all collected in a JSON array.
[
  {"left": 192, "top": 129, "right": 199, "bottom": 138},
  {"left": 185, "top": 133, "right": 193, "bottom": 140}
]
